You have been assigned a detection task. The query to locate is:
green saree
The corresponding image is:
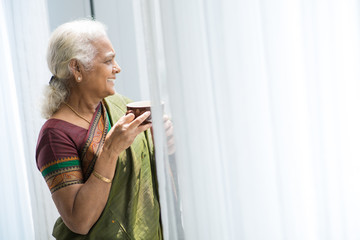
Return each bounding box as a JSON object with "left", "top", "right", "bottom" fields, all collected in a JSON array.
[{"left": 52, "top": 94, "right": 162, "bottom": 240}]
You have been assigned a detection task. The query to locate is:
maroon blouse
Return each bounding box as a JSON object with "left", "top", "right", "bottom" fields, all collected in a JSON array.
[{"left": 36, "top": 119, "right": 88, "bottom": 193}]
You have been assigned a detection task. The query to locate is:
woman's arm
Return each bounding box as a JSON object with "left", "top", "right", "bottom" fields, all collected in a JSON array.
[{"left": 51, "top": 112, "right": 151, "bottom": 235}]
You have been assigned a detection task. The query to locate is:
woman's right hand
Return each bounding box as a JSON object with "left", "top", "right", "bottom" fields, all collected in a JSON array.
[{"left": 102, "top": 111, "right": 152, "bottom": 156}]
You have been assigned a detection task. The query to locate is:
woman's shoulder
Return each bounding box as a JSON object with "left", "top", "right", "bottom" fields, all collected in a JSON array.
[
  {"left": 38, "top": 118, "right": 87, "bottom": 139},
  {"left": 38, "top": 119, "right": 68, "bottom": 139},
  {"left": 36, "top": 119, "right": 84, "bottom": 193},
  {"left": 36, "top": 119, "right": 87, "bottom": 169}
]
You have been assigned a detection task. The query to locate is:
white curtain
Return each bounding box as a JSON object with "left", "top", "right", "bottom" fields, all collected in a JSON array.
[
  {"left": 0, "top": 1, "right": 34, "bottom": 239},
  {"left": 133, "top": 0, "right": 184, "bottom": 239},
  {"left": 136, "top": 0, "right": 360, "bottom": 239},
  {"left": 1, "top": 0, "right": 58, "bottom": 239}
]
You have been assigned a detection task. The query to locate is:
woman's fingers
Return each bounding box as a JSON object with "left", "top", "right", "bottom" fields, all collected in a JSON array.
[
  {"left": 119, "top": 112, "right": 135, "bottom": 125},
  {"left": 163, "top": 119, "right": 173, "bottom": 138},
  {"left": 167, "top": 135, "right": 176, "bottom": 155},
  {"left": 136, "top": 123, "right": 152, "bottom": 134},
  {"left": 161, "top": 115, "right": 176, "bottom": 154},
  {"left": 129, "top": 111, "right": 151, "bottom": 129}
]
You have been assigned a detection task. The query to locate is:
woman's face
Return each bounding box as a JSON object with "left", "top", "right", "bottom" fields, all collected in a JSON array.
[{"left": 81, "top": 36, "right": 120, "bottom": 99}]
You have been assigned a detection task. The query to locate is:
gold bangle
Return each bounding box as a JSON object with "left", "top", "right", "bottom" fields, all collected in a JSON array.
[{"left": 92, "top": 171, "right": 112, "bottom": 183}]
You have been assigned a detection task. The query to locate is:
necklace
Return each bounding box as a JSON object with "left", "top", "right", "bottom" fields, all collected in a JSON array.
[{"left": 64, "top": 102, "right": 91, "bottom": 124}]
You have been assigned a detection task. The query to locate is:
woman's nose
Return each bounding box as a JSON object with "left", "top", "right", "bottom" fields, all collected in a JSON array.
[{"left": 113, "top": 62, "right": 121, "bottom": 73}]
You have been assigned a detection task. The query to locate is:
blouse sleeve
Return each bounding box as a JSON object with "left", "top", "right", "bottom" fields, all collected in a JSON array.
[{"left": 36, "top": 128, "right": 84, "bottom": 194}]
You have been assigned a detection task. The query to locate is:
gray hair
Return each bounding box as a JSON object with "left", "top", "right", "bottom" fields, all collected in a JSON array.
[{"left": 42, "top": 19, "right": 108, "bottom": 119}]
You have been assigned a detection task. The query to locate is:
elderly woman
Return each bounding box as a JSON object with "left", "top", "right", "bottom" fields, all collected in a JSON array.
[{"left": 36, "top": 19, "right": 163, "bottom": 239}]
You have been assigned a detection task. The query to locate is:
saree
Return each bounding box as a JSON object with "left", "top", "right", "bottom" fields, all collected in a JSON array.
[{"left": 37, "top": 94, "right": 162, "bottom": 240}]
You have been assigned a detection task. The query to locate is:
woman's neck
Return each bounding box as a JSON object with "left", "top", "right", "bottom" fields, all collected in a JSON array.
[{"left": 66, "top": 93, "right": 101, "bottom": 115}]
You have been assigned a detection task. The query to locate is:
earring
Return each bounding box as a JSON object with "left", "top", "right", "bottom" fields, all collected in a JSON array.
[{"left": 77, "top": 77, "right": 81, "bottom": 81}]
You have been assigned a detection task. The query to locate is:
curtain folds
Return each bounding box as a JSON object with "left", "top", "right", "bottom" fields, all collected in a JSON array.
[
  {"left": 132, "top": 0, "right": 185, "bottom": 239},
  {"left": 0, "top": 2, "right": 34, "bottom": 239},
  {"left": 2, "top": 0, "right": 57, "bottom": 239},
  {"left": 138, "top": 0, "right": 360, "bottom": 239}
]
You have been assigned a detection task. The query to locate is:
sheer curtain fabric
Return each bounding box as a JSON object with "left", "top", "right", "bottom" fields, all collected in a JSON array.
[
  {"left": 1, "top": 0, "right": 58, "bottom": 239},
  {"left": 136, "top": 0, "right": 360, "bottom": 239},
  {"left": 0, "top": 1, "right": 34, "bottom": 239}
]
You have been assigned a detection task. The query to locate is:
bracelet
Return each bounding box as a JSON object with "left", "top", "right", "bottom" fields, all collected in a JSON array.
[{"left": 92, "top": 171, "right": 112, "bottom": 183}]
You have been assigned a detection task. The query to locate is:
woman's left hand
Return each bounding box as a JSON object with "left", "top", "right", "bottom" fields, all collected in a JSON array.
[{"left": 163, "top": 115, "right": 176, "bottom": 155}]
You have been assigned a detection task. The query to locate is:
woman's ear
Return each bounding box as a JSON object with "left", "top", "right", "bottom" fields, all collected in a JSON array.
[
  {"left": 69, "top": 59, "right": 82, "bottom": 81},
  {"left": 69, "top": 59, "right": 80, "bottom": 73}
]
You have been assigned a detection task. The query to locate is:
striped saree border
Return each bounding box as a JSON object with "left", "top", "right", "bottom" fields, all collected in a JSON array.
[
  {"left": 40, "top": 156, "right": 84, "bottom": 193},
  {"left": 80, "top": 102, "right": 110, "bottom": 181},
  {"left": 40, "top": 156, "right": 80, "bottom": 173}
]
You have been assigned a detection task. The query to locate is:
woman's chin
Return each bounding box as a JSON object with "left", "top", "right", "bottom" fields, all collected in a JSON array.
[{"left": 107, "top": 87, "right": 116, "bottom": 96}]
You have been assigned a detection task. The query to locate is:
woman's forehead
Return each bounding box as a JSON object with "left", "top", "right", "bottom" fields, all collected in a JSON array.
[{"left": 93, "top": 37, "right": 115, "bottom": 57}]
